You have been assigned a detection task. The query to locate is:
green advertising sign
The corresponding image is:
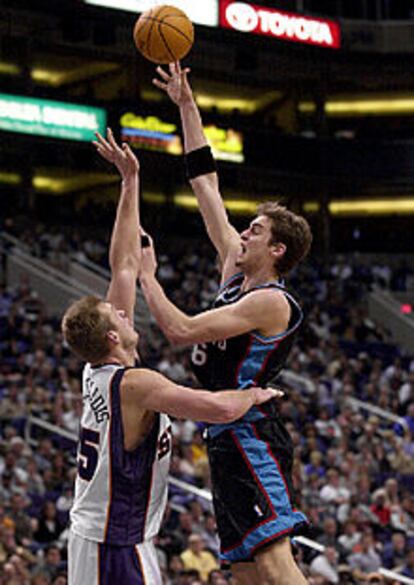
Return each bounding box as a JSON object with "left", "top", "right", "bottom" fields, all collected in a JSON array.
[{"left": 0, "top": 94, "right": 106, "bottom": 142}]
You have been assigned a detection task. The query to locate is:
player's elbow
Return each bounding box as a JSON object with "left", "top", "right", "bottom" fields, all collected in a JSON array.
[{"left": 110, "top": 255, "right": 139, "bottom": 275}]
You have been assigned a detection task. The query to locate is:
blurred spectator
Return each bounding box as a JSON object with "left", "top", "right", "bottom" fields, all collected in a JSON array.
[
  {"left": 309, "top": 546, "right": 339, "bottom": 583},
  {"left": 381, "top": 530, "right": 409, "bottom": 569},
  {"left": 1, "top": 241, "right": 413, "bottom": 582},
  {"left": 347, "top": 533, "right": 381, "bottom": 577},
  {"left": 180, "top": 534, "right": 219, "bottom": 582},
  {"left": 34, "top": 502, "right": 64, "bottom": 544},
  {"left": 400, "top": 549, "right": 414, "bottom": 579}
]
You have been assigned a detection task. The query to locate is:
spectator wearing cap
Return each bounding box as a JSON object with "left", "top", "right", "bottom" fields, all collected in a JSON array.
[
  {"left": 180, "top": 534, "right": 218, "bottom": 582},
  {"left": 370, "top": 489, "right": 391, "bottom": 528}
]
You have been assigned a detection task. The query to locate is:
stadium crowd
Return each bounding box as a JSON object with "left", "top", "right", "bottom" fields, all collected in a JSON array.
[{"left": 0, "top": 225, "right": 413, "bottom": 584}]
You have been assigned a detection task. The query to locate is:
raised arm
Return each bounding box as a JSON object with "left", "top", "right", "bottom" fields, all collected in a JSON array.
[
  {"left": 121, "top": 368, "right": 281, "bottom": 424},
  {"left": 139, "top": 235, "right": 289, "bottom": 345},
  {"left": 93, "top": 129, "right": 140, "bottom": 322},
  {"left": 153, "top": 63, "right": 240, "bottom": 281}
]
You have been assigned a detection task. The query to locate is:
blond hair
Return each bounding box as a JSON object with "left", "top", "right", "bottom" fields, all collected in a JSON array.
[{"left": 62, "top": 296, "right": 112, "bottom": 363}]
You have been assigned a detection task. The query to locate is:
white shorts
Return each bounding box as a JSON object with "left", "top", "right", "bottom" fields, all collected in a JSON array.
[{"left": 68, "top": 529, "right": 163, "bottom": 585}]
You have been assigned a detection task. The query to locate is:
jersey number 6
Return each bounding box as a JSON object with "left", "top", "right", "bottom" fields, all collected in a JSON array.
[{"left": 78, "top": 427, "right": 100, "bottom": 481}]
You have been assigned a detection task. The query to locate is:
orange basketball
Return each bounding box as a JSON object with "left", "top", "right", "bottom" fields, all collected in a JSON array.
[{"left": 133, "top": 5, "right": 194, "bottom": 64}]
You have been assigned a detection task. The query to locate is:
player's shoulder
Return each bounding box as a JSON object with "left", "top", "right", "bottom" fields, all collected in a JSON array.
[
  {"left": 121, "top": 366, "right": 167, "bottom": 393},
  {"left": 242, "top": 285, "right": 290, "bottom": 308}
]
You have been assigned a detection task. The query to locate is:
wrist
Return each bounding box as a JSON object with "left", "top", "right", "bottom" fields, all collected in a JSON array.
[
  {"left": 140, "top": 272, "right": 156, "bottom": 286},
  {"left": 122, "top": 173, "right": 138, "bottom": 184},
  {"left": 247, "top": 388, "right": 258, "bottom": 406},
  {"left": 179, "top": 95, "right": 196, "bottom": 110}
]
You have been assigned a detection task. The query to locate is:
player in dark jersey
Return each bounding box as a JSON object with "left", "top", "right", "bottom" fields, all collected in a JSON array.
[{"left": 139, "top": 63, "right": 313, "bottom": 585}]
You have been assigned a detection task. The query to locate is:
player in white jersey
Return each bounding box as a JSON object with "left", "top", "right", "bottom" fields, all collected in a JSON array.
[{"left": 62, "top": 130, "right": 280, "bottom": 585}]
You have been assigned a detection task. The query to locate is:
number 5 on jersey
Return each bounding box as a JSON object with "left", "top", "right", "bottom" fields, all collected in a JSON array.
[{"left": 78, "top": 427, "right": 100, "bottom": 481}]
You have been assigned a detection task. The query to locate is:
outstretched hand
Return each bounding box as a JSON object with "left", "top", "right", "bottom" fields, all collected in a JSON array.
[
  {"left": 153, "top": 61, "right": 192, "bottom": 106},
  {"left": 93, "top": 128, "right": 139, "bottom": 179}
]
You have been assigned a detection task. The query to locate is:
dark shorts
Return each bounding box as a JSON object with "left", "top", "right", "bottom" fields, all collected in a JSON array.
[{"left": 207, "top": 417, "right": 308, "bottom": 564}]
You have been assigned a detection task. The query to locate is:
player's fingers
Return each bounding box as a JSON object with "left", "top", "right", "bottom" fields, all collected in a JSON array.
[
  {"left": 94, "top": 132, "right": 111, "bottom": 150},
  {"left": 157, "top": 66, "right": 170, "bottom": 81},
  {"left": 106, "top": 128, "right": 123, "bottom": 153},
  {"left": 96, "top": 146, "right": 114, "bottom": 161},
  {"left": 124, "top": 144, "right": 139, "bottom": 165},
  {"left": 153, "top": 78, "right": 168, "bottom": 91},
  {"left": 266, "top": 387, "right": 284, "bottom": 397}
]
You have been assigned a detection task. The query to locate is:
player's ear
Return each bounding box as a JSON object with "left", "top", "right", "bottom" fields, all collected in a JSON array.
[
  {"left": 107, "top": 330, "right": 120, "bottom": 345},
  {"left": 270, "top": 242, "right": 286, "bottom": 260}
]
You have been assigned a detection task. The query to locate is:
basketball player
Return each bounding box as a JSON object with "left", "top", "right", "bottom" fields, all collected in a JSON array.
[
  {"left": 139, "top": 63, "right": 313, "bottom": 585},
  {"left": 63, "top": 129, "right": 279, "bottom": 585}
]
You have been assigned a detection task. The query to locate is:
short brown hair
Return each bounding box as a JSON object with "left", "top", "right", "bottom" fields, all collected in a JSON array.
[
  {"left": 62, "top": 296, "right": 112, "bottom": 363},
  {"left": 257, "top": 202, "right": 312, "bottom": 275}
]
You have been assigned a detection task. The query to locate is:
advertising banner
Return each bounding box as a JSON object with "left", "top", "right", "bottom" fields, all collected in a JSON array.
[
  {"left": 0, "top": 94, "right": 106, "bottom": 142},
  {"left": 220, "top": 1, "right": 341, "bottom": 49},
  {"left": 120, "top": 112, "right": 244, "bottom": 162}
]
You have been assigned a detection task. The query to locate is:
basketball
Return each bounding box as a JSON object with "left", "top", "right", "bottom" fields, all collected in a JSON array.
[{"left": 133, "top": 5, "right": 194, "bottom": 64}]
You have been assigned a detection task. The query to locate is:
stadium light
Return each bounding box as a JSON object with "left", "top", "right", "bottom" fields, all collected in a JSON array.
[
  {"left": 330, "top": 199, "right": 414, "bottom": 215},
  {"left": 299, "top": 96, "right": 414, "bottom": 116},
  {"left": 0, "top": 62, "right": 21, "bottom": 76},
  {"left": 0, "top": 172, "right": 22, "bottom": 185},
  {"left": 304, "top": 199, "right": 414, "bottom": 215},
  {"left": 83, "top": 0, "right": 219, "bottom": 27}
]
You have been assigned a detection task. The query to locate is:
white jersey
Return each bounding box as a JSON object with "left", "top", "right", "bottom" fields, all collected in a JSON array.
[{"left": 70, "top": 363, "right": 171, "bottom": 545}]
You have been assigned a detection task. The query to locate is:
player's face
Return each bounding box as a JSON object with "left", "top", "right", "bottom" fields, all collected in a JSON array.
[
  {"left": 236, "top": 215, "right": 275, "bottom": 271},
  {"left": 101, "top": 302, "right": 139, "bottom": 349}
]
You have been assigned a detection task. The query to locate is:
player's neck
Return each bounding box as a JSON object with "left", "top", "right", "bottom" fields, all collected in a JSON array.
[
  {"left": 241, "top": 268, "right": 280, "bottom": 292},
  {"left": 104, "top": 346, "right": 136, "bottom": 368}
]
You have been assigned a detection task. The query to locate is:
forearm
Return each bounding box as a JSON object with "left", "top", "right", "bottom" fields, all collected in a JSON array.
[
  {"left": 208, "top": 388, "right": 257, "bottom": 423},
  {"left": 109, "top": 174, "right": 140, "bottom": 271},
  {"left": 165, "top": 387, "right": 258, "bottom": 424},
  {"left": 179, "top": 96, "right": 208, "bottom": 153},
  {"left": 140, "top": 273, "right": 192, "bottom": 343}
]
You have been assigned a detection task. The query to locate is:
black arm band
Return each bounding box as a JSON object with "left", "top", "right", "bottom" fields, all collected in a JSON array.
[{"left": 185, "top": 146, "right": 217, "bottom": 180}]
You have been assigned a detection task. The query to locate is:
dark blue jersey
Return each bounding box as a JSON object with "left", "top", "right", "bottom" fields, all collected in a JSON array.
[{"left": 191, "top": 272, "right": 303, "bottom": 434}]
